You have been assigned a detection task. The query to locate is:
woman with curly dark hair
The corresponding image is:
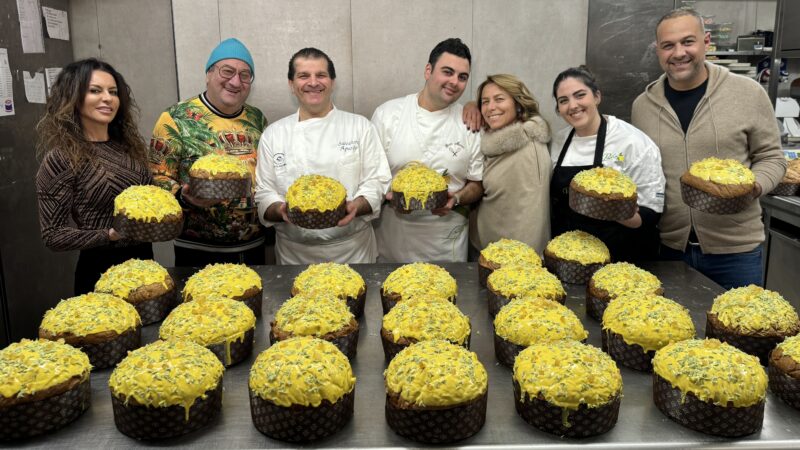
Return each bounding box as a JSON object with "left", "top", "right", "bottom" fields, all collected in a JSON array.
[{"left": 36, "top": 58, "right": 153, "bottom": 295}]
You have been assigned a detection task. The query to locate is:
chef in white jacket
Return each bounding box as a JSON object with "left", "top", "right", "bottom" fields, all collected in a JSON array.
[
  {"left": 255, "top": 48, "right": 391, "bottom": 264},
  {"left": 371, "top": 38, "right": 484, "bottom": 263}
]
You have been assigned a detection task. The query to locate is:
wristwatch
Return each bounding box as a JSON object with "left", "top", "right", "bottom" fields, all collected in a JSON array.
[{"left": 454, "top": 194, "right": 461, "bottom": 207}]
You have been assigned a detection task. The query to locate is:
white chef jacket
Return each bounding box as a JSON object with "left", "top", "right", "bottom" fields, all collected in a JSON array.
[
  {"left": 255, "top": 107, "right": 392, "bottom": 264},
  {"left": 549, "top": 115, "right": 665, "bottom": 213},
  {"left": 371, "top": 93, "right": 482, "bottom": 262}
]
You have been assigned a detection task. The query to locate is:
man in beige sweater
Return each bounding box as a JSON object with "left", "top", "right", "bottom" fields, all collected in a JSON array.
[{"left": 631, "top": 8, "right": 786, "bottom": 289}]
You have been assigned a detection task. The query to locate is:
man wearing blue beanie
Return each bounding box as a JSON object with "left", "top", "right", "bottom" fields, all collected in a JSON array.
[{"left": 149, "top": 38, "right": 274, "bottom": 265}]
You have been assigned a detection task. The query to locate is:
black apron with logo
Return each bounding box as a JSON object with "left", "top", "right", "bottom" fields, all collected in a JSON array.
[{"left": 549, "top": 117, "right": 654, "bottom": 262}]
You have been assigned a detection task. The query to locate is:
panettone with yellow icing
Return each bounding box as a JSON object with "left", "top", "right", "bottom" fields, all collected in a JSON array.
[
  {"left": 390, "top": 163, "right": 448, "bottom": 205},
  {"left": 770, "top": 334, "right": 800, "bottom": 379},
  {"left": 39, "top": 293, "right": 141, "bottom": 342},
  {"left": 271, "top": 292, "right": 357, "bottom": 341},
  {"left": 783, "top": 158, "right": 800, "bottom": 184},
  {"left": 0, "top": 339, "right": 91, "bottom": 407},
  {"left": 382, "top": 297, "right": 470, "bottom": 346},
  {"left": 603, "top": 293, "right": 695, "bottom": 353},
  {"left": 385, "top": 340, "right": 487, "bottom": 408},
  {"left": 513, "top": 340, "right": 622, "bottom": 410},
  {"left": 183, "top": 263, "right": 262, "bottom": 302},
  {"left": 588, "top": 262, "right": 662, "bottom": 302},
  {"left": 109, "top": 340, "right": 224, "bottom": 418},
  {"left": 487, "top": 265, "right": 565, "bottom": 302},
  {"left": 681, "top": 157, "right": 756, "bottom": 198},
  {"left": 479, "top": 238, "right": 542, "bottom": 271},
  {"left": 249, "top": 337, "right": 355, "bottom": 408},
  {"left": 709, "top": 285, "right": 800, "bottom": 337},
  {"left": 160, "top": 297, "right": 256, "bottom": 365},
  {"left": 291, "top": 263, "right": 366, "bottom": 317},
  {"left": 286, "top": 174, "right": 347, "bottom": 213},
  {"left": 545, "top": 230, "right": 610, "bottom": 265},
  {"left": 571, "top": 167, "right": 637, "bottom": 200},
  {"left": 652, "top": 339, "right": 766, "bottom": 407},
  {"left": 189, "top": 153, "right": 249, "bottom": 180},
  {"left": 95, "top": 258, "right": 174, "bottom": 304},
  {"left": 114, "top": 185, "right": 182, "bottom": 223},
  {"left": 494, "top": 297, "right": 587, "bottom": 347},
  {"left": 382, "top": 262, "right": 457, "bottom": 304}
]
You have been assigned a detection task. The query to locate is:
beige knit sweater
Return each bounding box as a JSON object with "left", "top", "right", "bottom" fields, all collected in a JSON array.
[
  {"left": 469, "top": 117, "right": 552, "bottom": 254},
  {"left": 631, "top": 62, "right": 786, "bottom": 254}
]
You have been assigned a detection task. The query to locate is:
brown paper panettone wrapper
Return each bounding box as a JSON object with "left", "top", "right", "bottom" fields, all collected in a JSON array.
[
  {"left": 270, "top": 327, "right": 359, "bottom": 360},
  {"left": 512, "top": 380, "right": 620, "bottom": 438},
  {"left": 487, "top": 289, "right": 566, "bottom": 317},
  {"left": 769, "top": 182, "right": 800, "bottom": 196},
  {"left": 113, "top": 214, "right": 183, "bottom": 242},
  {"left": 250, "top": 388, "right": 355, "bottom": 442},
  {"left": 768, "top": 361, "right": 800, "bottom": 410},
  {"left": 347, "top": 290, "right": 366, "bottom": 319},
  {"left": 111, "top": 381, "right": 222, "bottom": 440},
  {"left": 287, "top": 201, "right": 347, "bottom": 230},
  {"left": 72, "top": 326, "right": 141, "bottom": 370},
  {"left": 380, "top": 289, "right": 456, "bottom": 314},
  {"left": 652, "top": 373, "right": 764, "bottom": 437},
  {"left": 0, "top": 377, "right": 91, "bottom": 441},
  {"left": 680, "top": 180, "right": 752, "bottom": 215},
  {"left": 568, "top": 187, "right": 638, "bottom": 222},
  {"left": 206, "top": 328, "right": 255, "bottom": 367},
  {"left": 601, "top": 329, "right": 655, "bottom": 372},
  {"left": 705, "top": 314, "right": 787, "bottom": 366},
  {"left": 390, "top": 189, "right": 448, "bottom": 212},
  {"left": 189, "top": 176, "right": 250, "bottom": 200},
  {"left": 385, "top": 390, "right": 487, "bottom": 444},
  {"left": 478, "top": 263, "right": 493, "bottom": 288},
  {"left": 239, "top": 292, "right": 263, "bottom": 318},
  {"left": 133, "top": 288, "right": 177, "bottom": 326},
  {"left": 544, "top": 253, "right": 605, "bottom": 285},
  {"left": 586, "top": 292, "right": 609, "bottom": 322},
  {"left": 381, "top": 329, "right": 471, "bottom": 361}
]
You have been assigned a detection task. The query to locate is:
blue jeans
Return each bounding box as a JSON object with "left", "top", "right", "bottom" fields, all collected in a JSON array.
[{"left": 660, "top": 244, "right": 763, "bottom": 290}]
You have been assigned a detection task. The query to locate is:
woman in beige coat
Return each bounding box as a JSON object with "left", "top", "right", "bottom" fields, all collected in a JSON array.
[{"left": 469, "top": 74, "right": 552, "bottom": 254}]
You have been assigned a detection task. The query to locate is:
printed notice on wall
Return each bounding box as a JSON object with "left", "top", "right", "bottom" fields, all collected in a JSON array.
[
  {"left": 23, "top": 71, "right": 46, "bottom": 104},
  {"left": 45, "top": 67, "right": 61, "bottom": 95},
  {"left": 0, "top": 49, "right": 15, "bottom": 117},
  {"left": 42, "top": 7, "right": 69, "bottom": 41},
  {"left": 16, "top": 0, "right": 45, "bottom": 53}
]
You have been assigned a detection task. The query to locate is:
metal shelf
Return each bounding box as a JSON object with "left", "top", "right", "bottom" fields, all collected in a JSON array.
[{"left": 708, "top": 50, "right": 770, "bottom": 56}]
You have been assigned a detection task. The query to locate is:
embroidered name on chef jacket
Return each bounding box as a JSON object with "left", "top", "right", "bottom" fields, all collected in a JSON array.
[
  {"left": 338, "top": 140, "right": 360, "bottom": 153},
  {"left": 273, "top": 152, "right": 286, "bottom": 169}
]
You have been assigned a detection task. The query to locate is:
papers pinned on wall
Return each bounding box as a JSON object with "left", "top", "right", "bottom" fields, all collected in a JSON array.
[
  {"left": 16, "top": 0, "right": 45, "bottom": 53},
  {"left": 0, "top": 49, "right": 15, "bottom": 117},
  {"left": 42, "top": 7, "right": 69, "bottom": 41}
]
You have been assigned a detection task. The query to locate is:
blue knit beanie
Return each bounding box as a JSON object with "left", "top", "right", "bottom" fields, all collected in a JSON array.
[{"left": 205, "top": 38, "right": 254, "bottom": 74}]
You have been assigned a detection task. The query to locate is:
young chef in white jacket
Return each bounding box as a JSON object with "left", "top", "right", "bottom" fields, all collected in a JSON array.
[
  {"left": 371, "top": 38, "right": 484, "bottom": 263},
  {"left": 255, "top": 48, "right": 391, "bottom": 264}
]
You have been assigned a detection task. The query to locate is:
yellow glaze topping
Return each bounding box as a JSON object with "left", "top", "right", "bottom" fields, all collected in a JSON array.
[
  {"left": 487, "top": 265, "right": 565, "bottom": 301},
  {"left": 40, "top": 293, "right": 140, "bottom": 336},
  {"left": 190, "top": 153, "right": 249, "bottom": 177},
  {"left": 293, "top": 262, "right": 365, "bottom": 300},
  {"left": 95, "top": 258, "right": 170, "bottom": 300},
  {"left": 286, "top": 174, "right": 346, "bottom": 212},
  {"left": 546, "top": 230, "right": 610, "bottom": 264},
  {"left": 711, "top": 285, "right": 800, "bottom": 335},
  {"left": 382, "top": 262, "right": 457, "bottom": 301},
  {"left": 275, "top": 292, "right": 354, "bottom": 337},
  {"left": 114, "top": 185, "right": 181, "bottom": 221},
  {"left": 249, "top": 337, "right": 355, "bottom": 407},
  {"left": 573, "top": 166, "right": 637, "bottom": 197},
  {"left": 776, "top": 335, "right": 800, "bottom": 361},
  {"left": 602, "top": 294, "right": 695, "bottom": 352},
  {"left": 384, "top": 340, "right": 487, "bottom": 407},
  {"left": 0, "top": 339, "right": 91, "bottom": 399},
  {"left": 495, "top": 297, "right": 588, "bottom": 346},
  {"left": 481, "top": 238, "right": 542, "bottom": 268},
  {"left": 652, "top": 339, "right": 766, "bottom": 407},
  {"left": 183, "top": 263, "right": 261, "bottom": 302},
  {"left": 109, "top": 340, "right": 224, "bottom": 418},
  {"left": 689, "top": 157, "right": 756, "bottom": 185},
  {"left": 591, "top": 262, "right": 661, "bottom": 298},
  {"left": 382, "top": 297, "right": 470, "bottom": 345},
  {"left": 159, "top": 298, "right": 255, "bottom": 365},
  {"left": 391, "top": 163, "right": 448, "bottom": 204},
  {"left": 514, "top": 340, "right": 622, "bottom": 409}
]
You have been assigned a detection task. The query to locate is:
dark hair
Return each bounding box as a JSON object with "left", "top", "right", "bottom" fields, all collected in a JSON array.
[
  {"left": 36, "top": 58, "right": 146, "bottom": 167},
  {"left": 287, "top": 47, "right": 336, "bottom": 80},
  {"left": 656, "top": 8, "right": 705, "bottom": 38},
  {"left": 552, "top": 65, "right": 601, "bottom": 100},
  {"left": 428, "top": 38, "right": 471, "bottom": 69}
]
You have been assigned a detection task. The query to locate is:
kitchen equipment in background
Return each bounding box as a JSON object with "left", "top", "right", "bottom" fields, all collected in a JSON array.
[
  {"left": 776, "top": 97, "right": 800, "bottom": 144},
  {"left": 738, "top": 35, "right": 765, "bottom": 51}
]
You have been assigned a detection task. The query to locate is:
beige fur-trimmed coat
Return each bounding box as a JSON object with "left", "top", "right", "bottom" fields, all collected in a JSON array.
[{"left": 469, "top": 117, "right": 552, "bottom": 254}]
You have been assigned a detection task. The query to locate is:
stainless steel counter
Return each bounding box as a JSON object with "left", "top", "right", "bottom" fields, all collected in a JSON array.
[{"left": 14, "top": 262, "right": 800, "bottom": 448}]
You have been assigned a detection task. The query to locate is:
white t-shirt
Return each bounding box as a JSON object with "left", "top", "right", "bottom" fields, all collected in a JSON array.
[{"left": 550, "top": 115, "right": 665, "bottom": 212}]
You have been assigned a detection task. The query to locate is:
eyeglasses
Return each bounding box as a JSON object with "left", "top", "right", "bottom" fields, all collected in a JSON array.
[{"left": 214, "top": 64, "right": 254, "bottom": 84}]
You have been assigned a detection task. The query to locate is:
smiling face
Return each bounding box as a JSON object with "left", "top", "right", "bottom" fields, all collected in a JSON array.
[
  {"left": 421, "top": 52, "right": 470, "bottom": 111},
  {"left": 555, "top": 76, "right": 602, "bottom": 137},
  {"left": 79, "top": 70, "right": 119, "bottom": 134},
  {"left": 656, "top": 15, "right": 710, "bottom": 90},
  {"left": 480, "top": 83, "right": 518, "bottom": 130},
  {"left": 205, "top": 58, "right": 252, "bottom": 114},
  {"left": 289, "top": 56, "right": 334, "bottom": 118}
]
